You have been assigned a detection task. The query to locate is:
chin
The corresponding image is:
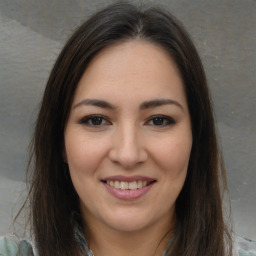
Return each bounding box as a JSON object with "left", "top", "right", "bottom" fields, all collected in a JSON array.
[{"left": 103, "top": 211, "right": 157, "bottom": 233}]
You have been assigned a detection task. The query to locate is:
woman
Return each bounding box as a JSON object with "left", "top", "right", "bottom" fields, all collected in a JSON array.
[{"left": 2, "top": 2, "right": 253, "bottom": 256}]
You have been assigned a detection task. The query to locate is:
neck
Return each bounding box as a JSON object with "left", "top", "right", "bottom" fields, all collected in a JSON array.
[{"left": 85, "top": 215, "right": 176, "bottom": 256}]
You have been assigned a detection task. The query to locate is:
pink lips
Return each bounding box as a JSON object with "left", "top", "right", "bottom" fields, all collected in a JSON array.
[{"left": 101, "top": 175, "right": 156, "bottom": 200}]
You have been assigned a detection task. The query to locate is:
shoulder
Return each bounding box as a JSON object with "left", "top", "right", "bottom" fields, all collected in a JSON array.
[
  {"left": 234, "top": 236, "right": 256, "bottom": 256},
  {"left": 0, "top": 235, "right": 34, "bottom": 256}
]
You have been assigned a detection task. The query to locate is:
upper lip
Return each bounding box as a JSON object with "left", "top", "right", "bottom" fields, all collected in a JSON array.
[{"left": 101, "top": 175, "right": 156, "bottom": 182}]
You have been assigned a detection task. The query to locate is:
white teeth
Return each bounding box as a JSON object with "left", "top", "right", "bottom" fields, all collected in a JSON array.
[
  {"left": 120, "top": 181, "right": 128, "bottom": 190},
  {"left": 142, "top": 181, "right": 147, "bottom": 187},
  {"left": 114, "top": 180, "right": 120, "bottom": 189},
  {"left": 128, "top": 181, "right": 137, "bottom": 190},
  {"left": 106, "top": 180, "right": 151, "bottom": 190}
]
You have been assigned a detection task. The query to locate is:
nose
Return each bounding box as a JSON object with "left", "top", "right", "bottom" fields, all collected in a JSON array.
[{"left": 108, "top": 124, "right": 148, "bottom": 169}]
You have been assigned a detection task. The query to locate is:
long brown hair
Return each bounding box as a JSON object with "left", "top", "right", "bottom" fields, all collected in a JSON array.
[{"left": 23, "top": 2, "right": 232, "bottom": 255}]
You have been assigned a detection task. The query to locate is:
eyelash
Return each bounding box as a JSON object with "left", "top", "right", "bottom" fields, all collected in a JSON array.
[
  {"left": 79, "top": 114, "right": 175, "bottom": 127},
  {"left": 146, "top": 115, "right": 176, "bottom": 126},
  {"left": 79, "top": 115, "right": 111, "bottom": 126}
]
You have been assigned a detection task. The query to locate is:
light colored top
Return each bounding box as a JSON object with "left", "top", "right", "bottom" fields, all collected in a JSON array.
[
  {"left": 0, "top": 235, "right": 34, "bottom": 256},
  {"left": 0, "top": 233, "right": 256, "bottom": 256}
]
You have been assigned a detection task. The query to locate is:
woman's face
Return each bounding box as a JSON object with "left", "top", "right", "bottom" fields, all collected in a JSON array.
[{"left": 64, "top": 40, "right": 192, "bottom": 233}]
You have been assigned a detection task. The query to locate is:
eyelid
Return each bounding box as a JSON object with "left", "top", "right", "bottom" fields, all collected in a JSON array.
[
  {"left": 145, "top": 114, "right": 176, "bottom": 126},
  {"left": 78, "top": 114, "right": 175, "bottom": 127},
  {"left": 79, "top": 114, "right": 112, "bottom": 126}
]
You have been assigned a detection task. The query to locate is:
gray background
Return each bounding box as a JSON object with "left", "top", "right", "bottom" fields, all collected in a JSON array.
[{"left": 0, "top": 0, "right": 255, "bottom": 240}]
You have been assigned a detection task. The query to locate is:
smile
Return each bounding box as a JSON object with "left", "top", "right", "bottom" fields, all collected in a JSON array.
[
  {"left": 101, "top": 176, "right": 156, "bottom": 200},
  {"left": 105, "top": 180, "right": 151, "bottom": 190}
]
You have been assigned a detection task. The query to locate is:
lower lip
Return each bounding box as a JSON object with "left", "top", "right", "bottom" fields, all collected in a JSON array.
[{"left": 102, "top": 182, "right": 155, "bottom": 200}]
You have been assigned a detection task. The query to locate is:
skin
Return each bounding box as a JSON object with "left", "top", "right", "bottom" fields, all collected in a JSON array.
[{"left": 64, "top": 40, "right": 192, "bottom": 256}]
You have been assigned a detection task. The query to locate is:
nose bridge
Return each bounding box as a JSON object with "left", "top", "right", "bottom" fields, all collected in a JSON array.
[
  {"left": 119, "top": 123, "right": 138, "bottom": 154},
  {"left": 109, "top": 121, "right": 147, "bottom": 167}
]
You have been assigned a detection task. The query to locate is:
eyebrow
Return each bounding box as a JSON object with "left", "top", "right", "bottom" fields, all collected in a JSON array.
[
  {"left": 139, "top": 99, "right": 184, "bottom": 111},
  {"left": 73, "top": 98, "right": 184, "bottom": 111},
  {"left": 73, "top": 99, "right": 115, "bottom": 109}
]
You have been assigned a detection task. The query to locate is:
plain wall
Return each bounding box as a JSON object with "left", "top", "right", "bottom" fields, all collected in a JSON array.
[{"left": 0, "top": 0, "right": 255, "bottom": 240}]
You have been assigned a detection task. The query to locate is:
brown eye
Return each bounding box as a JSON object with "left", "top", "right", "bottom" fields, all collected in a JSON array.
[
  {"left": 80, "top": 115, "right": 111, "bottom": 126},
  {"left": 152, "top": 117, "right": 165, "bottom": 125},
  {"left": 147, "top": 115, "right": 175, "bottom": 126},
  {"left": 90, "top": 116, "right": 104, "bottom": 125}
]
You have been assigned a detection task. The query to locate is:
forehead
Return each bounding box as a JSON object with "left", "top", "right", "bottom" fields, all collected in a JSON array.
[{"left": 73, "top": 40, "right": 187, "bottom": 108}]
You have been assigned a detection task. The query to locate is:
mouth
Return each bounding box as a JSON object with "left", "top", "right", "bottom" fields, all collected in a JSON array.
[
  {"left": 101, "top": 180, "right": 156, "bottom": 190},
  {"left": 101, "top": 177, "right": 156, "bottom": 200},
  {"left": 100, "top": 175, "right": 157, "bottom": 200}
]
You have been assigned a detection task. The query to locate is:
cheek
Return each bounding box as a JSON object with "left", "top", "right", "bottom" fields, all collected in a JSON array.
[
  {"left": 65, "top": 135, "right": 108, "bottom": 206},
  {"left": 151, "top": 134, "right": 192, "bottom": 174},
  {"left": 65, "top": 134, "right": 108, "bottom": 176},
  {"left": 153, "top": 135, "right": 192, "bottom": 209}
]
